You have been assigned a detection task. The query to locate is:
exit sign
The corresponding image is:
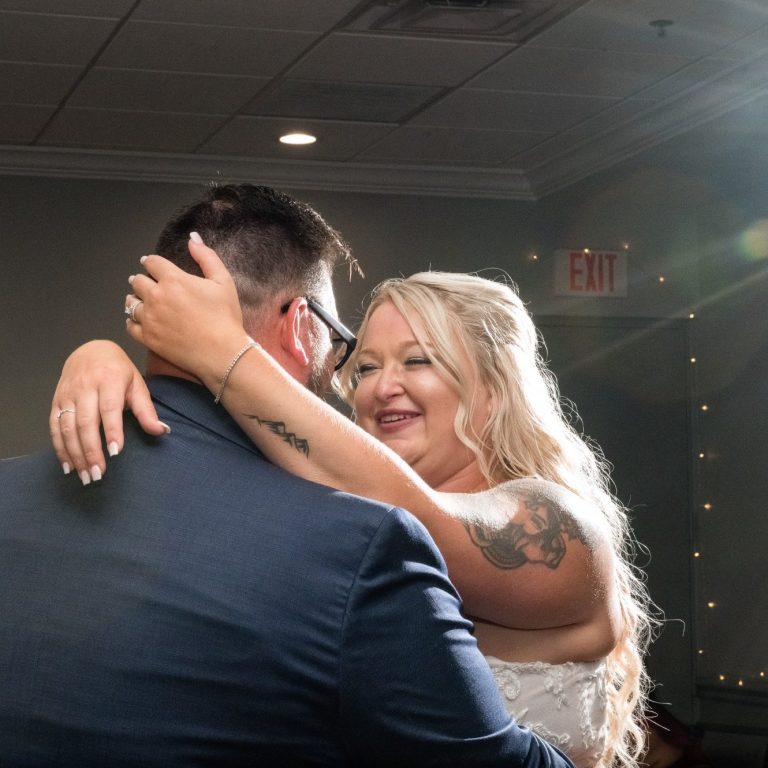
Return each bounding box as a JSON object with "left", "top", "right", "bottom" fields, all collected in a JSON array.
[{"left": 554, "top": 249, "right": 628, "bottom": 297}]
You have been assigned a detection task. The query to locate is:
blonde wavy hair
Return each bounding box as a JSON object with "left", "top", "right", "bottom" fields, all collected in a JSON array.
[{"left": 337, "top": 271, "right": 655, "bottom": 768}]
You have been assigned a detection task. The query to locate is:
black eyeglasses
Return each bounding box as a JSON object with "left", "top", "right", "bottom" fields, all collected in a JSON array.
[{"left": 280, "top": 297, "right": 357, "bottom": 371}]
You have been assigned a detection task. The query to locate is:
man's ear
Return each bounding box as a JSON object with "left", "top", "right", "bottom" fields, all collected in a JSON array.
[{"left": 279, "top": 297, "right": 312, "bottom": 368}]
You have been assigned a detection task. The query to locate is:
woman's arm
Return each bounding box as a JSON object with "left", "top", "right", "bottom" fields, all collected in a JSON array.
[
  {"left": 197, "top": 338, "right": 617, "bottom": 637},
  {"left": 235, "top": 364, "right": 618, "bottom": 635},
  {"left": 120, "top": 236, "right": 618, "bottom": 638}
]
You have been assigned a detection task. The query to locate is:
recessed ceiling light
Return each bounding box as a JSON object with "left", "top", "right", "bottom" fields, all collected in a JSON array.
[{"left": 279, "top": 132, "right": 316, "bottom": 145}]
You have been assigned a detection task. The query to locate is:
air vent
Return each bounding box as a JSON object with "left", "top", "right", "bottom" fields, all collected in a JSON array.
[{"left": 344, "top": 0, "right": 590, "bottom": 41}]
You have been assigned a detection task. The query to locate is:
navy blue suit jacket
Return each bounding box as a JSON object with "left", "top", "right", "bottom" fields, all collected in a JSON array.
[{"left": 0, "top": 376, "right": 572, "bottom": 767}]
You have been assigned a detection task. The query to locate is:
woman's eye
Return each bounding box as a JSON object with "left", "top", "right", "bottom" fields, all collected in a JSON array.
[
  {"left": 355, "top": 363, "right": 378, "bottom": 378},
  {"left": 405, "top": 357, "right": 431, "bottom": 367}
]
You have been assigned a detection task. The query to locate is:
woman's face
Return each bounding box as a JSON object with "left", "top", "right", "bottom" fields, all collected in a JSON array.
[{"left": 352, "top": 301, "right": 489, "bottom": 492}]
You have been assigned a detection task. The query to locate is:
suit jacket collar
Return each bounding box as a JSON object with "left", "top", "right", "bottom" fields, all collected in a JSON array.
[{"left": 146, "top": 375, "right": 264, "bottom": 459}]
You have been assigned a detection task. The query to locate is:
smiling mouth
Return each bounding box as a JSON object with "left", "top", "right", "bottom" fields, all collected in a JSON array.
[
  {"left": 375, "top": 411, "right": 420, "bottom": 430},
  {"left": 379, "top": 413, "right": 415, "bottom": 424}
]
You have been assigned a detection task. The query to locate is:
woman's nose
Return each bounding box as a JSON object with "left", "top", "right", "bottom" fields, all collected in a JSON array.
[{"left": 372, "top": 364, "right": 405, "bottom": 400}]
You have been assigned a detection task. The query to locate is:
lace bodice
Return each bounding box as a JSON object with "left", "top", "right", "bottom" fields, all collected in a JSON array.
[{"left": 485, "top": 657, "right": 608, "bottom": 768}]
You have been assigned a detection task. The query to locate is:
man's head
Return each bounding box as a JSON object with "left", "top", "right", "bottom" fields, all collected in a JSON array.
[{"left": 154, "top": 184, "right": 353, "bottom": 393}]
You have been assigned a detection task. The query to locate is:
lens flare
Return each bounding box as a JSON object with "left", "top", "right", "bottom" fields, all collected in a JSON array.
[{"left": 739, "top": 219, "right": 768, "bottom": 261}]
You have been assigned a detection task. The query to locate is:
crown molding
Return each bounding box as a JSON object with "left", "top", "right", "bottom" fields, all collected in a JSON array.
[{"left": 0, "top": 145, "right": 536, "bottom": 200}]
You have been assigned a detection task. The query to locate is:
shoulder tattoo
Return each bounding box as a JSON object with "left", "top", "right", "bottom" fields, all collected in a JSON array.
[
  {"left": 465, "top": 494, "right": 587, "bottom": 570},
  {"left": 243, "top": 414, "right": 310, "bottom": 457}
]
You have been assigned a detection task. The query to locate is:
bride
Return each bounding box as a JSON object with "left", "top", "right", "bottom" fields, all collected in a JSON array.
[{"left": 51, "top": 236, "right": 653, "bottom": 768}]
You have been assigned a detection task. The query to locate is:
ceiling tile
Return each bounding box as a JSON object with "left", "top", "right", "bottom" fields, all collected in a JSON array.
[
  {"left": 717, "top": 25, "right": 768, "bottom": 61},
  {"left": 506, "top": 132, "right": 583, "bottom": 172},
  {"left": 287, "top": 32, "right": 513, "bottom": 86},
  {"left": 637, "top": 58, "right": 744, "bottom": 101},
  {"left": 99, "top": 21, "right": 318, "bottom": 77},
  {"left": 0, "top": 62, "right": 81, "bottom": 105},
  {"left": 511, "top": 98, "right": 657, "bottom": 170},
  {"left": 199, "top": 116, "right": 396, "bottom": 161},
  {"left": 39, "top": 108, "right": 227, "bottom": 151},
  {"left": 133, "top": 0, "right": 362, "bottom": 32},
  {"left": 0, "top": 104, "right": 56, "bottom": 142},
  {"left": 243, "top": 79, "right": 441, "bottom": 122},
  {"left": 531, "top": 0, "right": 768, "bottom": 57},
  {"left": 556, "top": 98, "right": 657, "bottom": 142},
  {"left": 69, "top": 68, "right": 270, "bottom": 114},
  {"left": 357, "top": 126, "right": 549, "bottom": 167},
  {"left": 411, "top": 90, "right": 618, "bottom": 132},
  {"left": 0, "top": 11, "right": 117, "bottom": 64},
  {"left": 0, "top": 0, "right": 132, "bottom": 15},
  {"left": 645, "top": 92, "right": 768, "bottom": 176},
  {"left": 470, "top": 46, "right": 693, "bottom": 99}
]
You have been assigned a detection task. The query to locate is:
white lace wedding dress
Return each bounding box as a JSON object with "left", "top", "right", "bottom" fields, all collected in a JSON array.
[{"left": 485, "top": 656, "right": 608, "bottom": 768}]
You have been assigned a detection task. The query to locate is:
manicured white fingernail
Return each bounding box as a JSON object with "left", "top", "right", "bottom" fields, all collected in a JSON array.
[
  {"left": 190, "top": 231, "right": 203, "bottom": 244},
  {"left": 108, "top": 441, "right": 120, "bottom": 457},
  {"left": 128, "top": 274, "right": 135, "bottom": 285},
  {"left": 140, "top": 255, "right": 148, "bottom": 264},
  {"left": 159, "top": 421, "right": 171, "bottom": 434},
  {"left": 62, "top": 462, "right": 71, "bottom": 475},
  {"left": 80, "top": 470, "right": 91, "bottom": 486},
  {"left": 90, "top": 465, "right": 102, "bottom": 482}
]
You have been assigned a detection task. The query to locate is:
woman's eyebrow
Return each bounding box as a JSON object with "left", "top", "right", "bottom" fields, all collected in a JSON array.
[{"left": 356, "top": 340, "right": 424, "bottom": 357}]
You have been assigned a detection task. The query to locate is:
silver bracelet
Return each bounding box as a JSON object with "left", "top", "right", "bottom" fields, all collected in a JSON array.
[{"left": 214, "top": 338, "right": 258, "bottom": 404}]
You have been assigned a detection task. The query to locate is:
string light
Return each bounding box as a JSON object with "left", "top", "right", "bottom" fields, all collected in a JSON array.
[
  {"left": 691, "top": 320, "right": 706, "bottom": 689},
  {"left": 658, "top": 276, "right": 666, "bottom": 283},
  {"left": 687, "top": 313, "right": 766, "bottom": 694},
  {"left": 714, "top": 673, "right": 767, "bottom": 685}
]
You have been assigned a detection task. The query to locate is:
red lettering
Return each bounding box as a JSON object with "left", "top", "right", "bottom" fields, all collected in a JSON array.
[
  {"left": 597, "top": 254, "right": 604, "bottom": 291},
  {"left": 585, "top": 252, "right": 597, "bottom": 291},
  {"left": 569, "top": 252, "right": 583, "bottom": 291},
  {"left": 605, "top": 252, "right": 617, "bottom": 292},
  {"left": 564, "top": 250, "right": 621, "bottom": 294}
]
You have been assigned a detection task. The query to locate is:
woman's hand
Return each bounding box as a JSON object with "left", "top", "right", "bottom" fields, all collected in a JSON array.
[
  {"left": 50, "top": 340, "right": 167, "bottom": 484},
  {"left": 126, "top": 233, "right": 248, "bottom": 389}
]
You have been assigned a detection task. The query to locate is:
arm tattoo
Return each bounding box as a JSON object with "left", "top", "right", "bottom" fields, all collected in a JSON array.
[
  {"left": 243, "top": 414, "right": 310, "bottom": 458},
  {"left": 465, "top": 494, "right": 587, "bottom": 570}
]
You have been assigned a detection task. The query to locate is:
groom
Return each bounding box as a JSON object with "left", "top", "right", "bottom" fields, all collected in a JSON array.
[{"left": 0, "top": 184, "right": 572, "bottom": 766}]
